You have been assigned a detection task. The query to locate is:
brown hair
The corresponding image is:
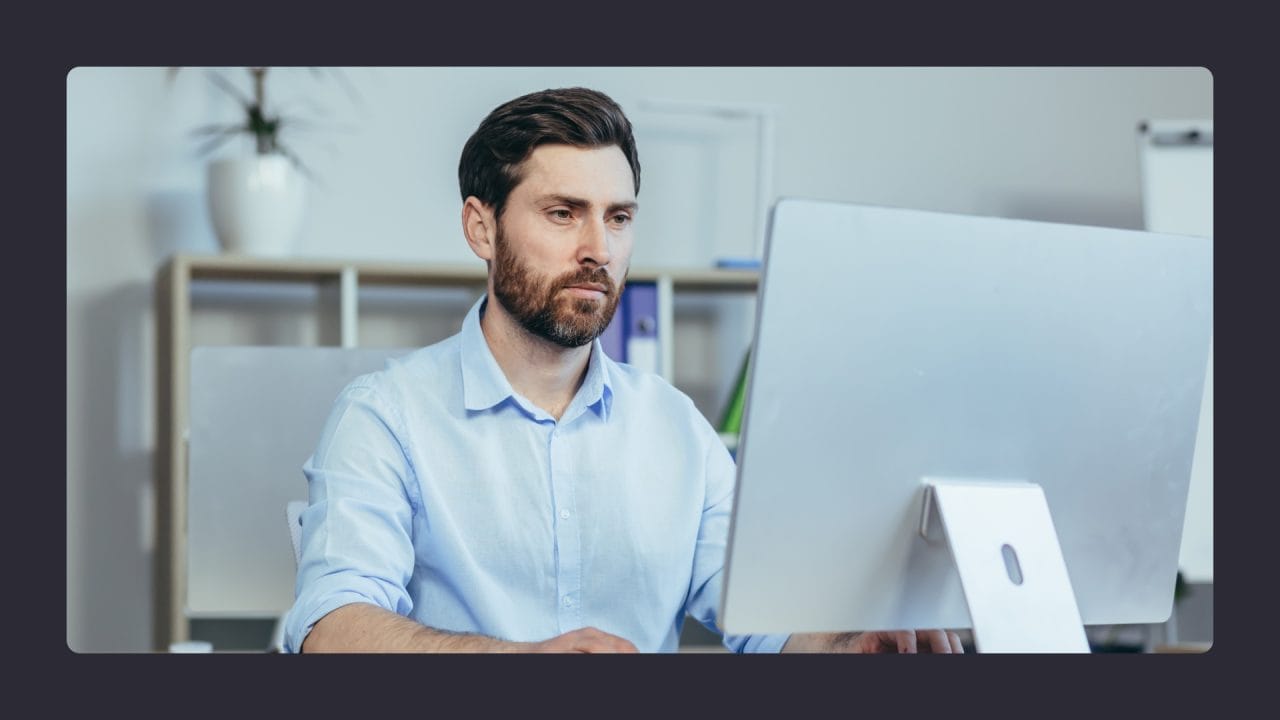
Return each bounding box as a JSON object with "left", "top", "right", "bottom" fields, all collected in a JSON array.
[{"left": 458, "top": 87, "right": 641, "bottom": 220}]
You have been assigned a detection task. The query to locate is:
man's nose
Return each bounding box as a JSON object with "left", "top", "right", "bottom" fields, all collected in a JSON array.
[{"left": 577, "top": 217, "right": 612, "bottom": 267}]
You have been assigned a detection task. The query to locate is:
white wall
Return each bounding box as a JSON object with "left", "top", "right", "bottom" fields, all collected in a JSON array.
[{"left": 66, "top": 66, "right": 1211, "bottom": 651}]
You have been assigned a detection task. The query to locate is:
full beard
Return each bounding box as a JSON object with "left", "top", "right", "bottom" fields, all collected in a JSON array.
[{"left": 491, "top": 227, "right": 624, "bottom": 348}]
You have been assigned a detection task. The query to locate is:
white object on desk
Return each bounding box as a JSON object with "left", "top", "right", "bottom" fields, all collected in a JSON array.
[{"left": 169, "top": 641, "right": 213, "bottom": 653}]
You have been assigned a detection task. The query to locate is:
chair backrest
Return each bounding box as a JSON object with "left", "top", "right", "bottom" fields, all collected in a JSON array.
[
  {"left": 286, "top": 500, "right": 307, "bottom": 567},
  {"left": 271, "top": 500, "right": 309, "bottom": 653},
  {"left": 188, "top": 346, "right": 411, "bottom": 617}
]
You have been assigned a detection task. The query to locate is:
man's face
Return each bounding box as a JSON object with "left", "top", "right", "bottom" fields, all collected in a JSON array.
[{"left": 489, "top": 144, "right": 637, "bottom": 348}]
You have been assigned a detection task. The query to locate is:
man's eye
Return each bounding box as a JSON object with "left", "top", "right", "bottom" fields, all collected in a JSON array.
[
  {"left": 550, "top": 209, "right": 573, "bottom": 220},
  {"left": 611, "top": 214, "right": 632, "bottom": 226}
]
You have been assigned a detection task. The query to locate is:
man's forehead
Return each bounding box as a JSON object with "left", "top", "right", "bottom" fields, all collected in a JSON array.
[{"left": 516, "top": 144, "right": 636, "bottom": 203}]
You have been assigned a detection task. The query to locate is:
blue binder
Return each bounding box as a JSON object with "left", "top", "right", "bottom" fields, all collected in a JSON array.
[{"left": 598, "top": 281, "right": 659, "bottom": 374}]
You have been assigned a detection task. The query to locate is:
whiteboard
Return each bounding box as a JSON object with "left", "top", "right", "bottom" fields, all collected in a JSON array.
[
  {"left": 1139, "top": 119, "right": 1212, "bottom": 582},
  {"left": 187, "top": 346, "right": 412, "bottom": 616}
]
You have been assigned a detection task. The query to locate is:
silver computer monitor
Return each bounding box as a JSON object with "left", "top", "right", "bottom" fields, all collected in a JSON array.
[{"left": 720, "top": 199, "right": 1212, "bottom": 651}]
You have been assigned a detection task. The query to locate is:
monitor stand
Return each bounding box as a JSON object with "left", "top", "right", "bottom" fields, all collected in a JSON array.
[{"left": 920, "top": 478, "right": 1090, "bottom": 653}]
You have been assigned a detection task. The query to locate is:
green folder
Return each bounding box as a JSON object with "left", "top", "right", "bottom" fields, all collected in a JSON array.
[{"left": 718, "top": 349, "right": 751, "bottom": 435}]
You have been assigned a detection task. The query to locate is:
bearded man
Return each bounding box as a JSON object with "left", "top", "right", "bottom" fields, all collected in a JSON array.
[{"left": 283, "top": 87, "right": 963, "bottom": 655}]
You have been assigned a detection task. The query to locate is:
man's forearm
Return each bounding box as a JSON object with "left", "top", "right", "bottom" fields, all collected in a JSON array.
[
  {"left": 301, "top": 602, "right": 519, "bottom": 653},
  {"left": 780, "top": 632, "right": 855, "bottom": 653}
]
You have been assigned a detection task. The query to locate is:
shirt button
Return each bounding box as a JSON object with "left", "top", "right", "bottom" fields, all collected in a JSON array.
[
  {"left": 562, "top": 596, "right": 572, "bottom": 607},
  {"left": 560, "top": 509, "right": 571, "bottom": 520}
]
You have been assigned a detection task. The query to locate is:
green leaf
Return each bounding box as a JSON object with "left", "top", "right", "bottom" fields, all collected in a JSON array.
[
  {"left": 312, "top": 67, "right": 363, "bottom": 106},
  {"left": 195, "top": 129, "right": 243, "bottom": 157},
  {"left": 206, "top": 70, "right": 252, "bottom": 109},
  {"left": 190, "top": 123, "right": 247, "bottom": 136}
]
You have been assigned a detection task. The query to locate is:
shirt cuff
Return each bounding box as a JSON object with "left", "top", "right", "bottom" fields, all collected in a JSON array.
[{"left": 727, "top": 632, "right": 791, "bottom": 654}]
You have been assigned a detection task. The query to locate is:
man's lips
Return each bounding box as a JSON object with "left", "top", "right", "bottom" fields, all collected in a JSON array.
[{"left": 563, "top": 282, "right": 609, "bottom": 296}]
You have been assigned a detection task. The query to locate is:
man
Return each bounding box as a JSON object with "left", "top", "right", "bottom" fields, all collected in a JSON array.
[{"left": 283, "top": 87, "right": 963, "bottom": 654}]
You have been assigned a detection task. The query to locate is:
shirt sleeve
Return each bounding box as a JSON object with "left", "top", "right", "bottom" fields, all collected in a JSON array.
[
  {"left": 281, "top": 378, "right": 420, "bottom": 653},
  {"left": 683, "top": 416, "right": 792, "bottom": 654}
]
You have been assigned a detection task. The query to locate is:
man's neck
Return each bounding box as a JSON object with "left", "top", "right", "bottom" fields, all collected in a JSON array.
[{"left": 479, "top": 296, "right": 592, "bottom": 421}]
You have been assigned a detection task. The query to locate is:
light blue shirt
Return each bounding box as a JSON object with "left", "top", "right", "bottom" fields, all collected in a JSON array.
[{"left": 283, "top": 295, "right": 788, "bottom": 653}]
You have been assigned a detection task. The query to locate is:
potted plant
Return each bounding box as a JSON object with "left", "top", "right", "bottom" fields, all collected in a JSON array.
[{"left": 189, "top": 67, "right": 321, "bottom": 257}]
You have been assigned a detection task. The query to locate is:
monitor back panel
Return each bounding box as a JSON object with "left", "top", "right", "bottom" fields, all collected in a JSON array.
[{"left": 722, "top": 200, "right": 1212, "bottom": 634}]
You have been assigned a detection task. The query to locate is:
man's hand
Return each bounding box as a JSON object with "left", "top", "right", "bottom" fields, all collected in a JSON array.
[
  {"left": 523, "top": 626, "right": 640, "bottom": 653},
  {"left": 784, "top": 629, "right": 965, "bottom": 653},
  {"left": 834, "top": 629, "right": 964, "bottom": 653}
]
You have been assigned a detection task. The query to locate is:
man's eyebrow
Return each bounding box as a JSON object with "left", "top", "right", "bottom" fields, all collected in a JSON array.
[{"left": 538, "top": 194, "right": 638, "bottom": 214}]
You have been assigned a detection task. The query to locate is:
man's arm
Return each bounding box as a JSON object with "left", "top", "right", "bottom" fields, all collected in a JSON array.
[
  {"left": 301, "top": 603, "right": 512, "bottom": 652},
  {"left": 781, "top": 630, "right": 964, "bottom": 653},
  {"left": 301, "top": 602, "right": 638, "bottom": 653}
]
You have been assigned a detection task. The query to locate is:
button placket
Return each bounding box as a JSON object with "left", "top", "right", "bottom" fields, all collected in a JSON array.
[{"left": 548, "top": 424, "right": 582, "bottom": 629}]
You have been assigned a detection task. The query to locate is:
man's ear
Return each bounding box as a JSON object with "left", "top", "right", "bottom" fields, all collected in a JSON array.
[{"left": 462, "top": 196, "right": 497, "bottom": 262}]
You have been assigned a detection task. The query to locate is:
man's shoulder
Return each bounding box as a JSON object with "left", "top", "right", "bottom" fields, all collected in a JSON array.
[
  {"left": 604, "top": 357, "right": 730, "bottom": 474},
  {"left": 605, "top": 357, "right": 703, "bottom": 417},
  {"left": 343, "top": 334, "right": 462, "bottom": 401}
]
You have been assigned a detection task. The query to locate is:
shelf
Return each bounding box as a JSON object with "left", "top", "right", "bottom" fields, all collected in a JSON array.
[{"left": 170, "top": 253, "right": 759, "bottom": 290}]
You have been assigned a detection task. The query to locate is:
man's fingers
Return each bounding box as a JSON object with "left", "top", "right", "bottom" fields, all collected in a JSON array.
[
  {"left": 574, "top": 626, "right": 638, "bottom": 653},
  {"left": 897, "top": 630, "right": 918, "bottom": 654},
  {"left": 931, "top": 627, "right": 962, "bottom": 650},
  {"left": 920, "top": 629, "right": 942, "bottom": 652},
  {"left": 596, "top": 631, "right": 638, "bottom": 653},
  {"left": 913, "top": 629, "right": 966, "bottom": 653}
]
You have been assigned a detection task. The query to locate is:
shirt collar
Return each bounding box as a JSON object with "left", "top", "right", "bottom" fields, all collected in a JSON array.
[{"left": 460, "top": 295, "right": 614, "bottom": 421}]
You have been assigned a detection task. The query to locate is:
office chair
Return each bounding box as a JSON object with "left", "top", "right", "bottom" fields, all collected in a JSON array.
[
  {"left": 286, "top": 500, "right": 306, "bottom": 566},
  {"left": 269, "top": 500, "right": 309, "bottom": 652}
]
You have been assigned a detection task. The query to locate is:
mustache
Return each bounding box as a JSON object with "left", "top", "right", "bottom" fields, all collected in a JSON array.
[{"left": 554, "top": 266, "right": 617, "bottom": 294}]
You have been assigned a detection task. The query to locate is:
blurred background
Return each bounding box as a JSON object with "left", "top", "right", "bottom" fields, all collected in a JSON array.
[{"left": 66, "top": 67, "right": 1212, "bottom": 653}]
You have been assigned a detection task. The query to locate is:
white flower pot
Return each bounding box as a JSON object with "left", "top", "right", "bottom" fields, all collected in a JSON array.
[{"left": 206, "top": 155, "right": 306, "bottom": 257}]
